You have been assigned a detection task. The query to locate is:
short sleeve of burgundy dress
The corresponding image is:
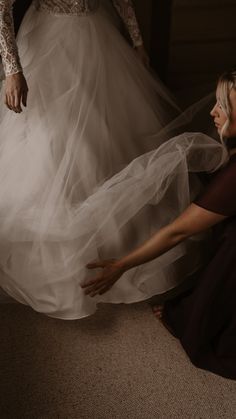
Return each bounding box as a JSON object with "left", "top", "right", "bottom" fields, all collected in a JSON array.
[
  {"left": 164, "top": 154, "right": 236, "bottom": 380},
  {"left": 194, "top": 153, "right": 236, "bottom": 216}
]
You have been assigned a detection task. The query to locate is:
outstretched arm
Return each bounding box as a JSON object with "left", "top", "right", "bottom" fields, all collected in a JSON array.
[
  {"left": 0, "top": 0, "right": 28, "bottom": 112},
  {"left": 81, "top": 203, "right": 226, "bottom": 296}
]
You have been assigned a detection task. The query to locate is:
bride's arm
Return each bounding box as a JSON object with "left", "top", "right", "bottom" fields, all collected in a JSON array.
[
  {"left": 111, "top": 0, "right": 143, "bottom": 47},
  {"left": 0, "top": 0, "right": 22, "bottom": 76},
  {"left": 0, "top": 0, "right": 28, "bottom": 113}
]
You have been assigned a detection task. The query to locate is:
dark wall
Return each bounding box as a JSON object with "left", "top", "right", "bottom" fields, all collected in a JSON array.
[
  {"left": 168, "top": 0, "right": 236, "bottom": 101},
  {"left": 133, "top": 0, "right": 173, "bottom": 81},
  {"left": 136, "top": 0, "right": 236, "bottom": 101},
  {"left": 13, "top": 0, "right": 32, "bottom": 33}
]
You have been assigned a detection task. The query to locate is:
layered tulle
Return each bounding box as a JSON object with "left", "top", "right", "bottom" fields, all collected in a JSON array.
[
  {"left": 0, "top": 3, "right": 226, "bottom": 318},
  {"left": 0, "top": 131, "right": 227, "bottom": 319}
]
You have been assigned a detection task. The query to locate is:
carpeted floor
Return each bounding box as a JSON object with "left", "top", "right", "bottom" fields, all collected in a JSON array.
[{"left": 0, "top": 301, "right": 235, "bottom": 419}]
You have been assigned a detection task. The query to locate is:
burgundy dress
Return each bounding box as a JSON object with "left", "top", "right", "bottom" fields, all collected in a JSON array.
[{"left": 164, "top": 153, "right": 236, "bottom": 380}]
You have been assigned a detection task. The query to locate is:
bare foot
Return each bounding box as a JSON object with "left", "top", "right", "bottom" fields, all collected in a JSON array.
[
  {"left": 152, "top": 304, "right": 176, "bottom": 337},
  {"left": 152, "top": 304, "right": 164, "bottom": 319}
]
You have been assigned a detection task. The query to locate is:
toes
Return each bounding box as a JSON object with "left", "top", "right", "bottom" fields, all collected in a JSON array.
[
  {"left": 154, "top": 312, "right": 163, "bottom": 319},
  {"left": 152, "top": 305, "right": 164, "bottom": 312},
  {"left": 152, "top": 305, "right": 164, "bottom": 319}
]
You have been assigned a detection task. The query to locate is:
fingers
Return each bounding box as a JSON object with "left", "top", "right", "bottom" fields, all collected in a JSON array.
[
  {"left": 5, "top": 91, "right": 22, "bottom": 113},
  {"left": 83, "top": 278, "right": 106, "bottom": 296},
  {"left": 97, "top": 285, "right": 112, "bottom": 295},
  {"left": 82, "top": 259, "right": 121, "bottom": 297},
  {"left": 4, "top": 97, "right": 12, "bottom": 111},
  {"left": 4, "top": 73, "right": 28, "bottom": 114},
  {"left": 82, "top": 270, "right": 121, "bottom": 296},
  {"left": 13, "top": 91, "right": 23, "bottom": 113},
  {"left": 81, "top": 274, "right": 103, "bottom": 289},
  {"left": 82, "top": 261, "right": 111, "bottom": 293},
  {"left": 86, "top": 258, "right": 116, "bottom": 269},
  {"left": 22, "top": 88, "right": 28, "bottom": 108},
  {"left": 89, "top": 287, "right": 110, "bottom": 297},
  {"left": 84, "top": 279, "right": 113, "bottom": 297},
  {"left": 81, "top": 271, "right": 114, "bottom": 296},
  {"left": 86, "top": 261, "right": 106, "bottom": 269}
]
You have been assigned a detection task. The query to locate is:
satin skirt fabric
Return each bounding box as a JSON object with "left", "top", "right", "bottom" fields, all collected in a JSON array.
[{"left": 0, "top": 4, "right": 226, "bottom": 318}]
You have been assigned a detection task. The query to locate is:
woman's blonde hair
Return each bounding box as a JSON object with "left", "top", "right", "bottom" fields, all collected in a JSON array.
[{"left": 217, "top": 69, "right": 236, "bottom": 142}]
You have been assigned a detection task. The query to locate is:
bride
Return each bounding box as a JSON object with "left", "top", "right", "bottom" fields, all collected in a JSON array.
[{"left": 0, "top": 0, "right": 180, "bottom": 319}]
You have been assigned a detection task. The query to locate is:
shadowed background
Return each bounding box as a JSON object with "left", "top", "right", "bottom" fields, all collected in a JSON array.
[{"left": 1, "top": 1, "right": 236, "bottom": 418}]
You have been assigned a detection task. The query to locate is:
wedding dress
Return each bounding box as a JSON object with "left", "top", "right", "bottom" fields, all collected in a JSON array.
[{"left": 0, "top": 0, "right": 219, "bottom": 319}]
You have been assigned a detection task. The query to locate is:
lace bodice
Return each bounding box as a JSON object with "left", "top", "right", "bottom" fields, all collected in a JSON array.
[
  {"left": 33, "top": 0, "right": 100, "bottom": 15},
  {"left": 0, "top": 0, "right": 143, "bottom": 77}
]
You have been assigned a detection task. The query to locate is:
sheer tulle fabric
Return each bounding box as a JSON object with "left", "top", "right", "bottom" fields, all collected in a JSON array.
[{"left": 0, "top": 4, "right": 227, "bottom": 318}]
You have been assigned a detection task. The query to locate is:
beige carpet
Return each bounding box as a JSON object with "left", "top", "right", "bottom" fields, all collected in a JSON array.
[{"left": 0, "top": 301, "right": 235, "bottom": 419}]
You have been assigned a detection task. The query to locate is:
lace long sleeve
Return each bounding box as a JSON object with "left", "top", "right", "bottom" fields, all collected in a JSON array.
[
  {"left": 0, "top": 0, "right": 22, "bottom": 76},
  {"left": 112, "top": 0, "right": 143, "bottom": 47}
]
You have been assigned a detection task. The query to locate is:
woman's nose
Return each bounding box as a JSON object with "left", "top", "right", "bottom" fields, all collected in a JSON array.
[{"left": 210, "top": 104, "right": 217, "bottom": 117}]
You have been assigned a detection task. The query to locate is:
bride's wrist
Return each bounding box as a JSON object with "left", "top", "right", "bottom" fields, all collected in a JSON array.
[{"left": 6, "top": 71, "right": 23, "bottom": 80}]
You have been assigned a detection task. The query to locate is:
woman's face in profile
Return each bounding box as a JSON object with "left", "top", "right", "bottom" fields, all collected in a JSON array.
[
  {"left": 211, "top": 87, "right": 236, "bottom": 138},
  {"left": 228, "top": 89, "right": 236, "bottom": 137}
]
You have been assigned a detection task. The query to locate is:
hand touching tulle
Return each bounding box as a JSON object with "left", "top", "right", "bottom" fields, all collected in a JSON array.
[
  {"left": 81, "top": 259, "right": 126, "bottom": 296},
  {"left": 82, "top": 198, "right": 228, "bottom": 298},
  {"left": 5, "top": 72, "right": 28, "bottom": 113}
]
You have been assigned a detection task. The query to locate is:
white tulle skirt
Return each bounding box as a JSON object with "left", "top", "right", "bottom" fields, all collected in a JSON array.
[{"left": 0, "top": 3, "right": 226, "bottom": 318}]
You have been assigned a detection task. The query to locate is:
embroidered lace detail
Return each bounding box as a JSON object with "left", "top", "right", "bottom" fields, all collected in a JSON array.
[
  {"left": 112, "top": 0, "right": 143, "bottom": 47},
  {"left": 0, "top": 0, "right": 22, "bottom": 76},
  {"left": 0, "top": 0, "right": 142, "bottom": 77},
  {"left": 33, "top": 0, "right": 99, "bottom": 16},
  {"left": 34, "top": 0, "right": 143, "bottom": 46}
]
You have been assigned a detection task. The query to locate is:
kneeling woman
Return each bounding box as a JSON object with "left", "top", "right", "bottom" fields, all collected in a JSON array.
[{"left": 82, "top": 70, "right": 236, "bottom": 380}]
